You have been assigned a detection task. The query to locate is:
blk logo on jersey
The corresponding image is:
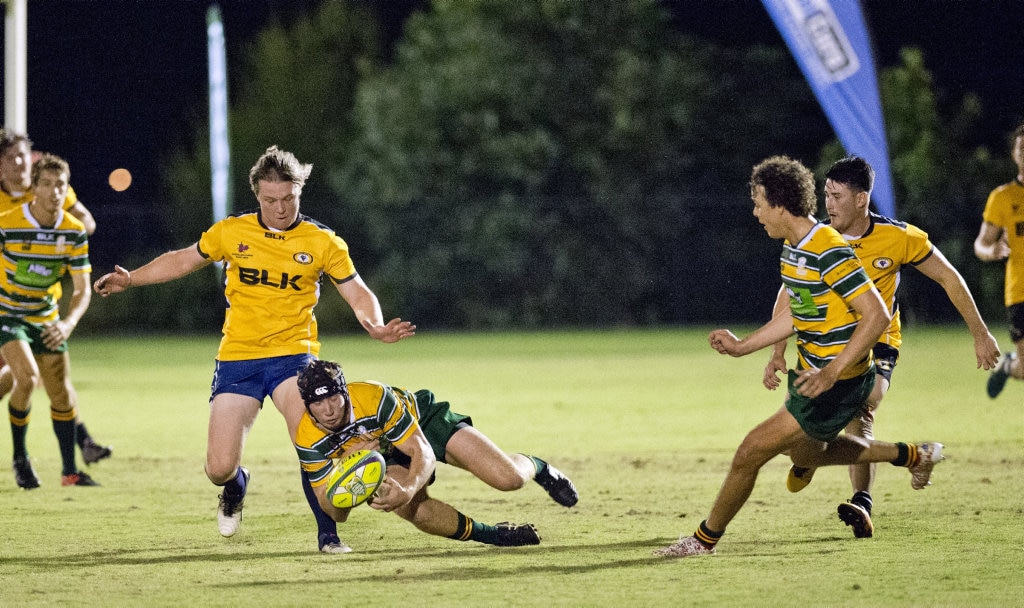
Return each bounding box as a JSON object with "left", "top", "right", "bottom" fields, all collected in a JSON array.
[{"left": 238, "top": 266, "right": 302, "bottom": 290}]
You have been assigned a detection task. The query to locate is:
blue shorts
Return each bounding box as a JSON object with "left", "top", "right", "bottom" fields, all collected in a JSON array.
[{"left": 210, "top": 354, "right": 315, "bottom": 406}]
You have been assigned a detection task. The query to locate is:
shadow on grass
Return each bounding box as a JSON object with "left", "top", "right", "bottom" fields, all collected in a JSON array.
[
  {"left": 1, "top": 533, "right": 856, "bottom": 578},
  {"left": 2, "top": 537, "right": 684, "bottom": 580}
]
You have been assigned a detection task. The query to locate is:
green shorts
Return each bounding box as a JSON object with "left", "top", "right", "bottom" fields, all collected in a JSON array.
[
  {"left": 0, "top": 317, "right": 68, "bottom": 354},
  {"left": 786, "top": 367, "right": 875, "bottom": 441},
  {"left": 385, "top": 389, "right": 472, "bottom": 467}
]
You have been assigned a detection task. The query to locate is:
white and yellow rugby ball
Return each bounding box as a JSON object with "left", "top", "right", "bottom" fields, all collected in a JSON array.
[{"left": 325, "top": 449, "right": 387, "bottom": 509}]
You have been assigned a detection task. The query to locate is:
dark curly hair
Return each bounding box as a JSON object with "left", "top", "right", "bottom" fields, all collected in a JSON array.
[
  {"left": 296, "top": 359, "right": 347, "bottom": 407},
  {"left": 750, "top": 155, "right": 817, "bottom": 217}
]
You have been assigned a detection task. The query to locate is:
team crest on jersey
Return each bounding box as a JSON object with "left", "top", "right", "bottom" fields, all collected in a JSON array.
[
  {"left": 294, "top": 252, "right": 313, "bottom": 265},
  {"left": 234, "top": 242, "right": 253, "bottom": 260},
  {"left": 872, "top": 257, "right": 894, "bottom": 270}
]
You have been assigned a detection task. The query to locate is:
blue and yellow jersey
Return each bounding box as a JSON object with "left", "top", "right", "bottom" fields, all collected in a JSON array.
[
  {"left": 0, "top": 185, "right": 80, "bottom": 214},
  {"left": 0, "top": 204, "right": 90, "bottom": 324},
  {"left": 197, "top": 210, "right": 358, "bottom": 361},
  {"left": 782, "top": 223, "right": 875, "bottom": 379},
  {"left": 840, "top": 213, "right": 933, "bottom": 349},
  {"left": 294, "top": 381, "right": 421, "bottom": 486},
  {"left": 981, "top": 179, "right": 1024, "bottom": 306}
]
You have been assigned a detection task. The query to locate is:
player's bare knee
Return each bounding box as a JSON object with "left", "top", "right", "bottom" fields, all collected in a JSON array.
[
  {"left": 492, "top": 470, "right": 528, "bottom": 492},
  {"left": 204, "top": 461, "right": 237, "bottom": 485}
]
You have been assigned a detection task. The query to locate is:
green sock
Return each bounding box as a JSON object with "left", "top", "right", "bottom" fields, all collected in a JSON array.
[
  {"left": 446, "top": 511, "right": 504, "bottom": 544},
  {"left": 468, "top": 520, "right": 501, "bottom": 544}
]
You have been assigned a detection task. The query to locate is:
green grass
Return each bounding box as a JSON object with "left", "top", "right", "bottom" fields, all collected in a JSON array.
[{"left": 1, "top": 327, "right": 1022, "bottom": 607}]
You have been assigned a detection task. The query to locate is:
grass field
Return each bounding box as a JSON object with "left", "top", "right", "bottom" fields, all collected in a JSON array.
[{"left": 0, "top": 328, "right": 1021, "bottom": 607}]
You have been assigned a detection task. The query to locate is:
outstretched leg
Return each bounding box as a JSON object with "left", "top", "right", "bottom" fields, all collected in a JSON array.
[{"left": 444, "top": 426, "right": 578, "bottom": 506}]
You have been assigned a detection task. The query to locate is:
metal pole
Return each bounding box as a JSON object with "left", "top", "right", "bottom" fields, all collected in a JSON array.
[{"left": 4, "top": 0, "right": 28, "bottom": 131}]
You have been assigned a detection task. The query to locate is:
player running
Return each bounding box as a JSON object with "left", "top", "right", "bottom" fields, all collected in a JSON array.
[{"left": 764, "top": 156, "right": 999, "bottom": 538}]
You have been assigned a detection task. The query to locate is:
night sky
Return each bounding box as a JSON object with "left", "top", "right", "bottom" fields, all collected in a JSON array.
[{"left": 2, "top": 0, "right": 1022, "bottom": 266}]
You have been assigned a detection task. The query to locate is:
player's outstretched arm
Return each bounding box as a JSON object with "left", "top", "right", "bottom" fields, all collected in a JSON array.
[
  {"left": 916, "top": 248, "right": 1001, "bottom": 369},
  {"left": 335, "top": 275, "right": 416, "bottom": 343},
  {"left": 94, "top": 245, "right": 209, "bottom": 296},
  {"left": 711, "top": 308, "right": 795, "bottom": 359}
]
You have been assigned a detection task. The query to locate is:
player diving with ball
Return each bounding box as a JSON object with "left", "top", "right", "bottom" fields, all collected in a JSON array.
[{"left": 293, "top": 359, "right": 579, "bottom": 552}]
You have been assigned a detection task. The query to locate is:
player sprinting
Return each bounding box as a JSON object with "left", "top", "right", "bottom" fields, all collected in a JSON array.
[
  {"left": 655, "top": 156, "right": 943, "bottom": 558},
  {"left": 293, "top": 359, "right": 579, "bottom": 552},
  {"left": 763, "top": 156, "right": 999, "bottom": 538}
]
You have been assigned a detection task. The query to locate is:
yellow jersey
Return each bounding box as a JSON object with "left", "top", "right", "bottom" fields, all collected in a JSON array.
[
  {"left": 981, "top": 179, "right": 1024, "bottom": 306},
  {"left": 782, "top": 222, "right": 876, "bottom": 379},
  {"left": 293, "top": 381, "right": 420, "bottom": 486},
  {"left": 197, "top": 210, "right": 357, "bottom": 361},
  {"left": 0, "top": 184, "right": 80, "bottom": 214},
  {"left": 840, "top": 213, "right": 933, "bottom": 349},
  {"left": 0, "top": 204, "right": 90, "bottom": 324}
]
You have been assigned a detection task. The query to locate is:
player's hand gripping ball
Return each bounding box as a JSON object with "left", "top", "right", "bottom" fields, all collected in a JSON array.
[{"left": 325, "top": 449, "right": 387, "bottom": 509}]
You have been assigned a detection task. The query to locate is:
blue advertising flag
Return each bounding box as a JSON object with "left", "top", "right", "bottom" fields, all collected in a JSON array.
[{"left": 762, "top": 0, "right": 895, "bottom": 216}]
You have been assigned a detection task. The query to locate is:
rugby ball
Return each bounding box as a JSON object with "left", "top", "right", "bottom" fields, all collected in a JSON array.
[{"left": 325, "top": 449, "right": 387, "bottom": 509}]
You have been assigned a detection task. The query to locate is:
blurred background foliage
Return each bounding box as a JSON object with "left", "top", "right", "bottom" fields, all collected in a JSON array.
[{"left": 81, "top": 0, "right": 1017, "bottom": 334}]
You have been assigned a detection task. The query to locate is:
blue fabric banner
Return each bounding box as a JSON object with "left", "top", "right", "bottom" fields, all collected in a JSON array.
[{"left": 762, "top": 0, "right": 895, "bottom": 216}]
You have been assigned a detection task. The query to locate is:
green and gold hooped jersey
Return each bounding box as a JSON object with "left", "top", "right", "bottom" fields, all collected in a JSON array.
[
  {"left": 197, "top": 211, "right": 357, "bottom": 361},
  {"left": 0, "top": 185, "right": 80, "bottom": 214},
  {"left": 981, "top": 179, "right": 1024, "bottom": 306},
  {"left": 0, "top": 204, "right": 89, "bottom": 324},
  {"left": 294, "top": 381, "right": 421, "bottom": 486},
  {"left": 841, "top": 213, "right": 933, "bottom": 349},
  {"left": 782, "top": 223, "right": 875, "bottom": 379}
]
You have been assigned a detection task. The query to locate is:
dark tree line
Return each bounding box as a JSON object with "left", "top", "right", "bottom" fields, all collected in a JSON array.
[{"left": 80, "top": 0, "right": 1017, "bottom": 333}]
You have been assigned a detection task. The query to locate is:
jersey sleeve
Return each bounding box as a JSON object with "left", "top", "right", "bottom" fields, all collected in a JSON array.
[
  {"left": 982, "top": 186, "right": 1008, "bottom": 228},
  {"left": 322, "top": 231, "right": 357, "bottom": 283},
  {"left": 378, "top": 385, "right": 419, "bottom": 447},
  {"left": 294, "top": 415, "right": 335, "bottom": 486},
  {"left": 820, "top": 245, "right": 873, "bottom": 303},
  {"left": 904, "top": 223, "right": 934, "bottom": 266},
  {"left": 196, "top": 220, "right": 225, "bottom": 261},
  {"left": 67, "top": 230, "right": 90, "bottom": 275}
]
